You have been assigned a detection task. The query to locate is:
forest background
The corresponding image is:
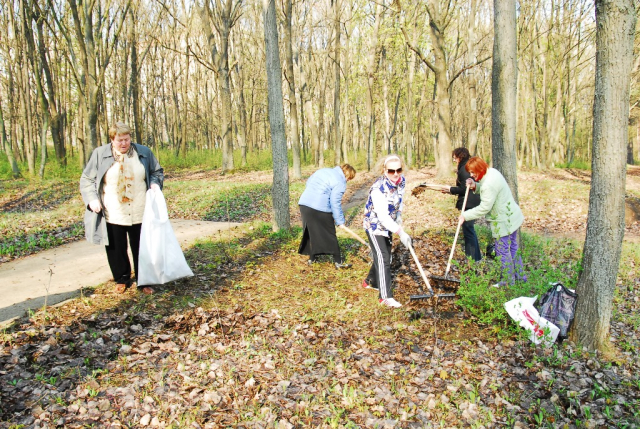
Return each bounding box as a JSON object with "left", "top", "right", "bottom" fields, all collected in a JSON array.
[
  {"left": 1, "top": 0, "right": 640, "bottom": 427},
  {"left": 1, "top": 0, "right": 639, "bottom": 180}
]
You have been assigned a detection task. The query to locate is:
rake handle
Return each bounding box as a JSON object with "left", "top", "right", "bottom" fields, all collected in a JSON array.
[
  {"left": 409, "top": 245, "right": 434, "bottom": 294},
  {"left": 340, "top": 225, "right": 370, "bottom": 249},
  {"left": 445, "top": 184, "right": 470, "bottom": 277}
]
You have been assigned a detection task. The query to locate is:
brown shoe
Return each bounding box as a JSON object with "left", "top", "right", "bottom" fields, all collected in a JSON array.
[
  {"left": 139, "top": 286, "right": 155, "bottom": 295},
  {"left": 115, "top": 283, "right": 127, "bottom": 294}
]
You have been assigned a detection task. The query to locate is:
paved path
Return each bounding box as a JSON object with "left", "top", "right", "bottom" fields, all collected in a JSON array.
[{"left": 0, "top": 220, "right": 240, "bottom": 324}]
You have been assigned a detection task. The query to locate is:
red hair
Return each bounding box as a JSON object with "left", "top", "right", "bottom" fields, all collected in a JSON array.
[{"left": 465, "top": 157, "right": 489, "bottom": 181}]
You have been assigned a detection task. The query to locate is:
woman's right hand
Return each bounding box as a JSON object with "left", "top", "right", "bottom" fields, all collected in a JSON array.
[
  {"left": 465, "top": 178, "right": 476, "bottom": 190},
  {"left": 89, "top": 199, "right": 102, "bottom": 213}
]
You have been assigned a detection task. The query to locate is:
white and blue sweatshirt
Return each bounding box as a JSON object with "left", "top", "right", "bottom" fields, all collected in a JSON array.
[{"left": 363, "top": 175, "right": 405, "bottom": 237}]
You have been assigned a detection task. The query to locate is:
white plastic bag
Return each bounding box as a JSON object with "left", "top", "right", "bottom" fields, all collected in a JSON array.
[
  {"left": 138, "top": 189, "right": 194, "bottom": 285},
  {"left": 504, "top": 296, "right": 560, "bottom": 347}
]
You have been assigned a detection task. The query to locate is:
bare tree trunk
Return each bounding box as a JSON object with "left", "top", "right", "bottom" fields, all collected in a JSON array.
[
  {"left": 263, "top": 0, "right": 290, "bottom": 231},
  {"left": 199, "top": 0, "right": 241, "bottom": 172},
  {"left": 427, "top": 2, "right": 453, "bottom": 179},
  {"left": 299, "top": 53, "right": 320, "bottom": 167},
  {"left": 130, "top": 8, "right": 143, "bottom": 146},
  {"left": 284, "top": 0, "right": 301, "bottom": 178},
  {"left": 492, "top": 0, "right": 519, "bottom": 203},
  {"left": 38, "top": 114, "right": 47, "bottom": 178},
  {"left": 332, "top": 0, "right": 341, "bottom": 166},
  {"left": 571, "top": 0, "right": 636, "bottom": 353},
  {"left": 467, "top": 0, "right": 479, "bottom": 156},
  {"left": 366, "top": 2, "right": 382, "bottom": 171},
  {"left": 233, "top": 63, "right": 249, "bottom": 167},
  {"left": 404, "top": 43, "right": 416, "bottom": 166},
  {"left": 0, "top": 97, "right": 20, "bottom": 178}
]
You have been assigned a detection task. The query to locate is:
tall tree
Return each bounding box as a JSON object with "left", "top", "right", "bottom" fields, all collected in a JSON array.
[
  {"left": 0, "top": 96, "right": 20, "bottom": 178},
  {"left": 365, "top": 1, "right": 382, "bottom": 171},
  {"left": 263, "top": 0, "right": 290, "bottom": 231},
  {"left": 283, "top": 0, "right": 301, "bottom": 179},
  {"left": 491, "top": 0, "right": 519, "bottom": 202},
  {"left": 50, "top": 0, "right": 129, "bottom": 159},
  {"left": 199, "top": 0, "right": 242, "bottom": 172},
  {"left": 402, "top": 0, "right": 489, "bottom": 178},
  {"left": 571, "top": 0, "right": 636, "bottom": 352},
  {"left": 332, "top": 0, "right": 341, "bottom": 166}
]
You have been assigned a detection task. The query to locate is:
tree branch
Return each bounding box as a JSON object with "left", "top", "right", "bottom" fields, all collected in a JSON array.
[
  {"left": 448, "top": 55, "right": 491, "bottom": 88},
  {"left": 400, "top": 25, "right": 435, "bottom": 73}
]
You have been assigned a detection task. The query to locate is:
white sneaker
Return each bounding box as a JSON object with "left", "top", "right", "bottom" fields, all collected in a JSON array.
[
  {"left": 491, "top": 283, "right": 501, "bottom": 288},
  {"left": 379, "top": 298, "right": 402, "bottom": 308}
]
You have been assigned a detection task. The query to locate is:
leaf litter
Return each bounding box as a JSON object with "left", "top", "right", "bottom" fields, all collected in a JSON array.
[{"left": 1, "top": 166, "right": 640, "bottom": 428}]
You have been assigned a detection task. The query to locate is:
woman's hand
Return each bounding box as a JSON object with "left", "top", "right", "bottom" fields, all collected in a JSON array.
[
  {"left": 89, "top": 199, "right": 102, "bottom": 213},
  {"left": 458, "top": 214, "right": 465, "bottom": 225},
  {"left": 150, "top": 183, "right": 160, "bottom": 191},
  {"left": 465, "top": 178, "right": 476, "bottom": 190},
  {"left": 440, "top": 187, "right": 451, "bottom": 194}
]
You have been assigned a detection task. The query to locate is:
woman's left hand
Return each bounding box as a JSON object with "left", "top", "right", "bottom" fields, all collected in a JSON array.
[
  {"left": 458, "top": 214, "right": 465, "bottom": 225},
  {"left": 150, "top": 183, "right": 160, "bottom": 191}
]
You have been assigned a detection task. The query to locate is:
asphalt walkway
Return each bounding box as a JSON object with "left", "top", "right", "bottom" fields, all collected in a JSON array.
[{"left": 0, "top": 220, "right": 239, "bottom": 324}]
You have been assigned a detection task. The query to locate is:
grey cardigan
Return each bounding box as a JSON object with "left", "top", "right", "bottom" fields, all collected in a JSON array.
[{"left": 79, "top": 143, "right": 164, "bottom": 245}]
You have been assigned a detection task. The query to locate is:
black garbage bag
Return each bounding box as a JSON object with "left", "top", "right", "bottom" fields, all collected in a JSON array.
[{"left": 537, "top": 282, "right": 577, "bottom": 338}]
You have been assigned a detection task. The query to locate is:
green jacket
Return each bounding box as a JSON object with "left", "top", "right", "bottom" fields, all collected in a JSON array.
[
  {"left": 463, "top": 168, "right": 523, "bottom": 238},
  {"left": 79, "top": 143, "right": 164, "bottom": 245}
]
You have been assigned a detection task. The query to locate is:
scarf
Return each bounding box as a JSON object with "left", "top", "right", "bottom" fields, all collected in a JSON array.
[{"left": 111, "top": 144, "right": 136, "bottom": 204}]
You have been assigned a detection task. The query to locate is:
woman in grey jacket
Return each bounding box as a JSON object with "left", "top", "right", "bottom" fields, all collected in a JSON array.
[{"left": 80, "top": 122, "right": 163, "bottom": 294}]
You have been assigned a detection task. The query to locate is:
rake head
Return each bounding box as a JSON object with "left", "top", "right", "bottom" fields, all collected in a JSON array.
[
  {"left": 409, "top": 291, "right": 456, "bottom": 300},
  {"left": 427, "top": 274, "right": 460, "bottom": 291}
]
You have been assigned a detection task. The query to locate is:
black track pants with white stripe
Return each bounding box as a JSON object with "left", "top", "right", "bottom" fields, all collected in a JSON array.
[{"left": 366, "top": 231, "right": 393, "bottom": 300}]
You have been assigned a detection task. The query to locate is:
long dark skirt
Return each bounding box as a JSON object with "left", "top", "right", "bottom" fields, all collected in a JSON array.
[{"left": 298, "top": 205, "right": 342, "bottom": 263}]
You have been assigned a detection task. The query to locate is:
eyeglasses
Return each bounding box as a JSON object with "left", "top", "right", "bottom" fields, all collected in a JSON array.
[{"left": 387, "top": 168, "right": 403, "bottom": 175}]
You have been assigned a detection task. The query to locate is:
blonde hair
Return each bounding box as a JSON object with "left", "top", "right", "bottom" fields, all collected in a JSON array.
[
  {"left": 375, "top": 154, "right": 406, "bottom": 175},
  {"left": 109, "top": 122, "right": 132, "bottom": 140},
  {"left": 341, "top": 164, "right": 356, "bottom": 181}
]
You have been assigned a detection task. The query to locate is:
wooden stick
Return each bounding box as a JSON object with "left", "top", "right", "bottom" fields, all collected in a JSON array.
[
  {"left": 445, "top": 184, "right": 470, "bottom": 277},
  {"left": 340, "top": 225, "right": 370, "bottom": 248},
  {"left": 408, "top": 245, "right": 434, "bottom": 294}
]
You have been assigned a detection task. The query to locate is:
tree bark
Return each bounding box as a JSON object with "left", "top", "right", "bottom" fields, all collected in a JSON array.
[
  {"left": 366, "top": 2, "right": 382, "bottom": 171},
  {"left": 571, "top": 0, "right": 636, "bottom": 353},
  {"left": 299, "top": 52, "right": 321, "bottom": 167},
  {"left": 130, "top": 8, "right": 143, "bottom": 146},
  {"left": 332, "top": 0, "right": 341, "bottom": 166},
  {"left": 0, "top": 96, "right": 20, "bottom": 178},
  {"left": 284, "top": 0, "right": 301, "bottom": 178},
  {"left": 467, "top": 0, "right": 479, "bottom": 156},
  {"left": 263, "top": 0, "right": 290, "bottom": 231},
  {"left": 492, "top": 0, "right": 519, "bottom": 203},
  {"left": 199, "top": 0, "right": 242, "bottom": 171}
]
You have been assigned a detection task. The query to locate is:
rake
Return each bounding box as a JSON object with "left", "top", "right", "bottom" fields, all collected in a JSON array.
[
  {"left": 428, "top": 184, "right": 470, "bottom": 290},
  {"left": 408, "top": 244, "right": 455, "bottom": 300}
]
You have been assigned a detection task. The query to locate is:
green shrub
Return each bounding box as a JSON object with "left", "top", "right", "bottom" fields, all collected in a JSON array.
[{"left": 457, "top": 228, "right": 581, "bottom": 335}]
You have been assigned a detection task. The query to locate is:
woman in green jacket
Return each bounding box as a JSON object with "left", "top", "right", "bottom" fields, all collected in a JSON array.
[{"left": 459, "top": 157, "right": 526, "bottom": 286}]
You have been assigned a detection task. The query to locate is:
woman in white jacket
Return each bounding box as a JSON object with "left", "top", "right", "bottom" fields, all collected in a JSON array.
[{"left": 361, "top": 155, "right": 412, "bottom": 308}]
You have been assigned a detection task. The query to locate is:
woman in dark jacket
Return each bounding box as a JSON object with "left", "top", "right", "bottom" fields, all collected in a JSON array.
[
  {"left": 80, "top": 122, "right": 163, "bottom": 294},
  {"left": 442, "top": 147, "right": 482, "bottom": 261}
]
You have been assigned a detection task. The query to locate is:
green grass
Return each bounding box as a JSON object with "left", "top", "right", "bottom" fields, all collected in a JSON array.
[
  {"left": 555, "top": 159, "right": 591, "bottom": 170},
  {"left": 456, "top": 227, "right": 582, "bottom": 334}
]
